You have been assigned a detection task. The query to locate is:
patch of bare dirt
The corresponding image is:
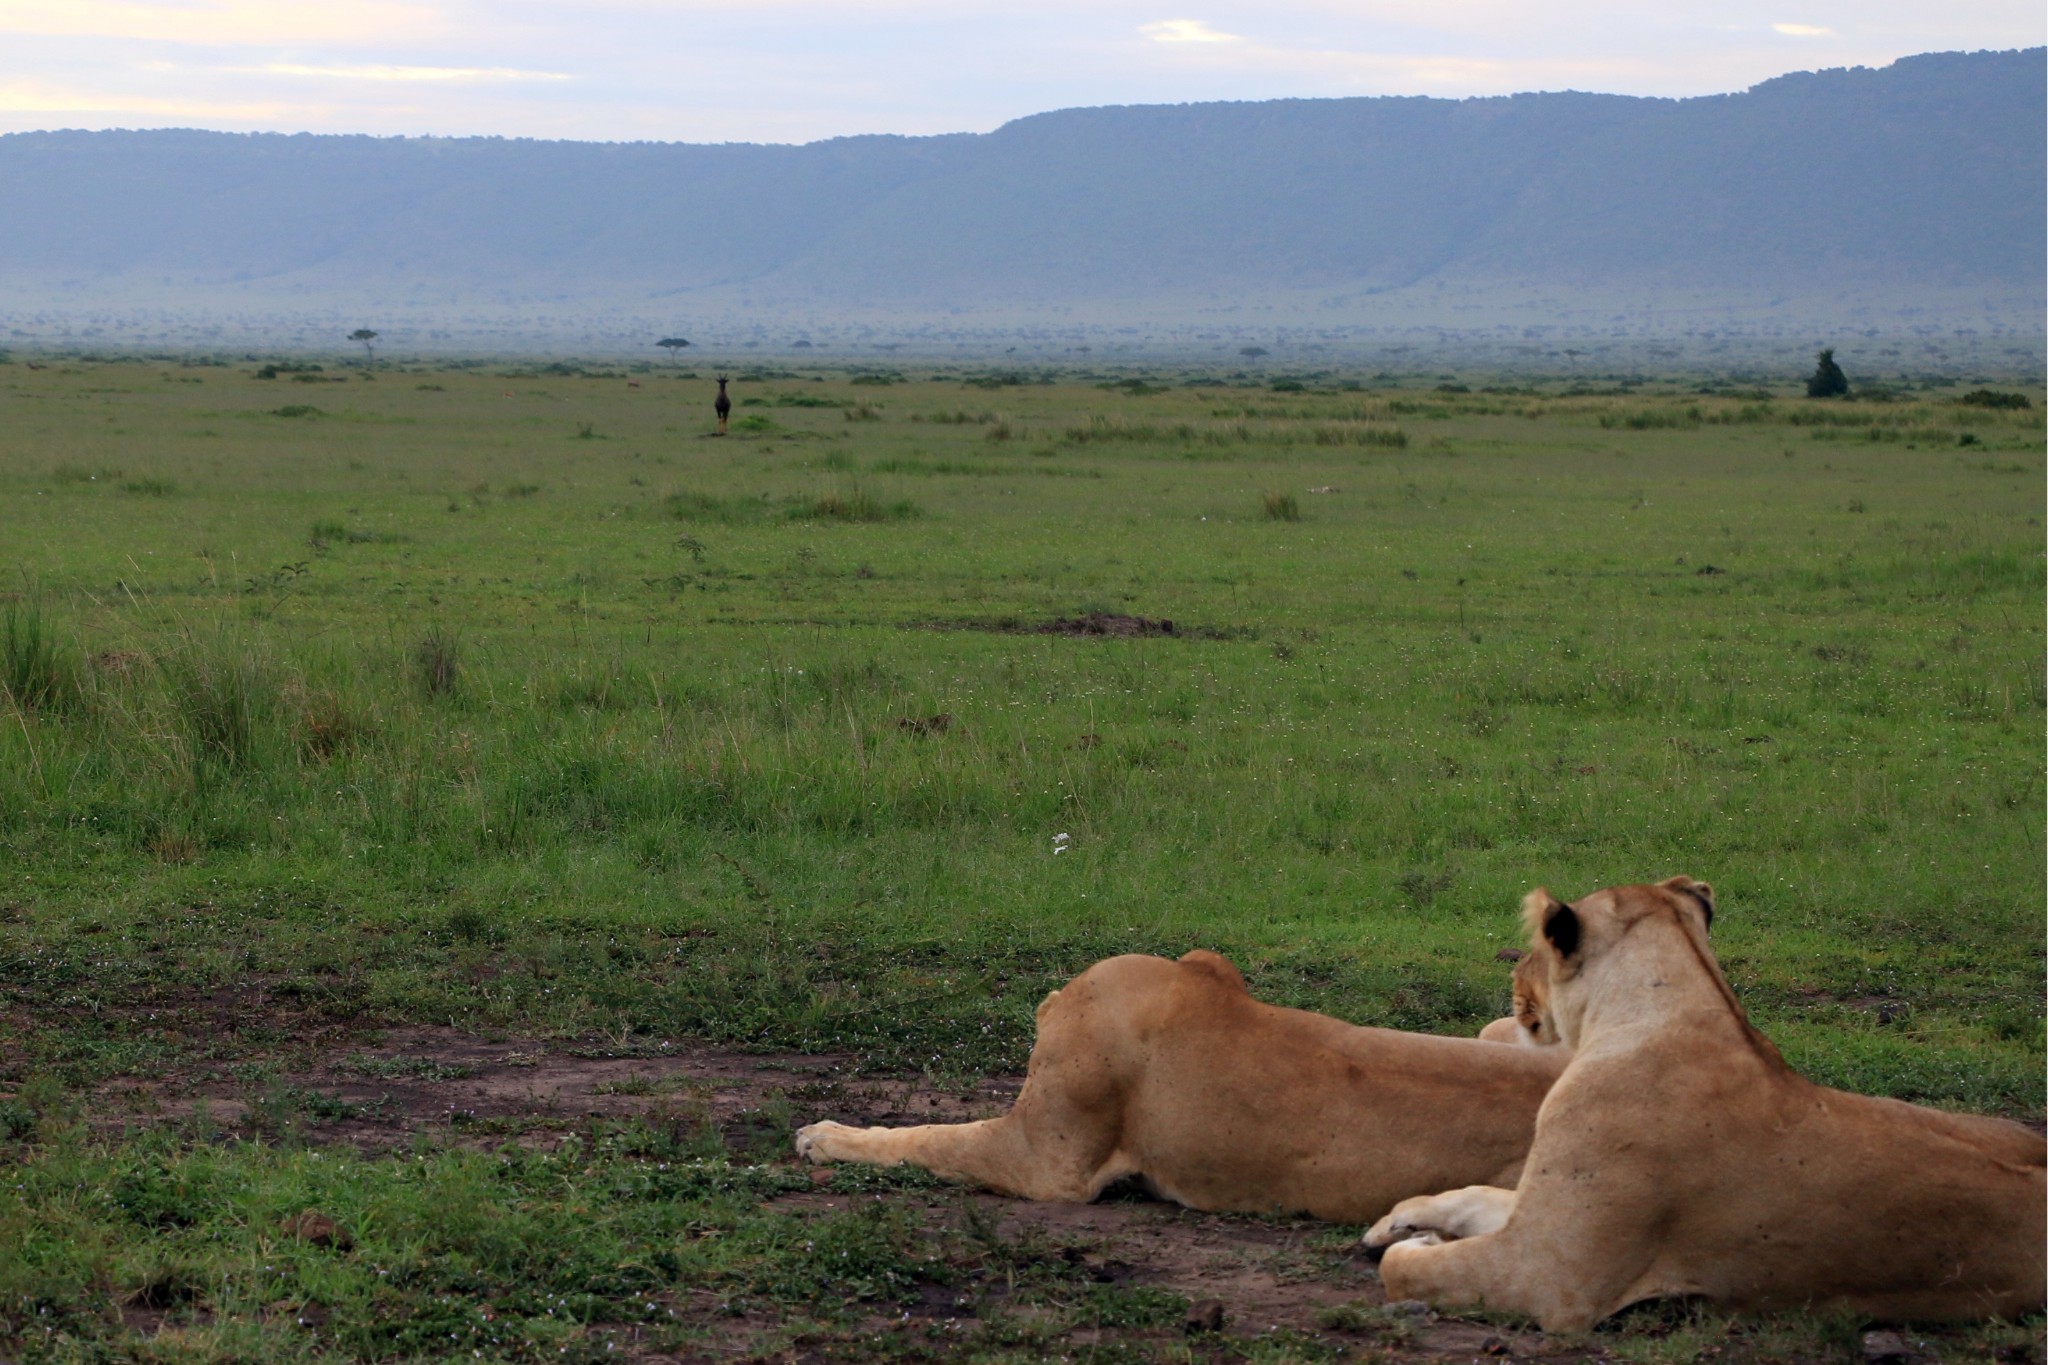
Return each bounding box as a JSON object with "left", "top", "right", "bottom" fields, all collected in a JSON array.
[
  {"left": 1034, "top": 612, "right": 1179, "bottom": 638},
  {"left": 912, "top": 613, "right": 1257, "bottom": 640},
  {"left": 92, "top": 1026, "right": 1025, "bottom": 1153},
  {"left": 85, "top": 1028, "right": 1591, "bottom": 1359},
  {"left": 762, "top": 1186, "right": 1573, "bottom": 1361},
  {"left": 792, "top": 1188, "right": 1377, "bottom": 1324}
]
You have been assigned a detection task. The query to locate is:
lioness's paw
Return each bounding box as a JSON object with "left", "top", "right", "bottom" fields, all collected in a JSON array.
[
  {"left": 794, "top": 1121, "right": 850, "bottom": 1164},
  {"left": 1363, "top": 1195, "right": 1455, "bottom": 1260},
  {"left": 1363, "top": 1216, "right": 1415, "bottom": 1258},
  {"left": 1363, "top": 1202, "right": 1416, "bottom": 1248},
  {"left": 1363, "top": 1219, "right": 1442, "bottom": 1262}
]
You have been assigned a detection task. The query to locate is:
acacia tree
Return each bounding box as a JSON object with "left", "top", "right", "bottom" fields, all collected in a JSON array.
[
  {"left": 1805, "top": 347, "right": 1849, "bottom": 398},
  {"left": 349, "top": 328, "right": 379, "bottom": 367},
  {"left": 657, "top": 337, "right": 691, "bottom": 363}
]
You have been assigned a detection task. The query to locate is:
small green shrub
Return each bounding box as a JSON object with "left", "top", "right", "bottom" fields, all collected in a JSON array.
[
  {"left": 664, "top": 491, "right": 789, "bottom": 524},
  {"left": 1959, "top": 389, "right": 2032, "bottom": 410},
  {"left": 1601, "top": 405, "right": 1703, "bottom": 429},
  {"left": 310, "top": 520, "right": 406, "bottom": 548},
  {"left": 800, "top": 488, "right": 920, "bottom": 523}
]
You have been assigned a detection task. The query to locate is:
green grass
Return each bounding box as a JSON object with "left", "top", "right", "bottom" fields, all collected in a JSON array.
[{"left": 0, "top": 357, "right": 2041, "bottom": 1359}]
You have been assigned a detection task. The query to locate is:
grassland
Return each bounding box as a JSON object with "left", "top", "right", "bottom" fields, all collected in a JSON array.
[{"left": 0, "top": 357, "right": 2041, "bottom": 1362}]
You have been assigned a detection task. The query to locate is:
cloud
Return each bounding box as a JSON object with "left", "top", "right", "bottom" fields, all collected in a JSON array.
[
  {"left": 1220, "top": 45, "right": 1660, "bottom": 92},
  {"left": 0, "top": 0, "right": 443, "bottom": 47},
  {"left": 1140, "top": 18, "right": 1241, "bottom": 44},
  {"left": 0, "top": 77, "right": 296, "bottom": 120},
  {"left": 252, "top": 62, "right": 569, "bottom": 82},
  {"left": 1, "top": 1, "right": 2039, "bottom": 142}
]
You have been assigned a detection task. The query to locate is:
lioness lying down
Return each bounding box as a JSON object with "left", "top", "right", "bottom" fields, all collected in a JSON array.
[
  {"left": 796, "top": 949, "right": 1565, "bottom": 1223},
  {"left": 1368, "top": 877, "right": 2047, "bottom": 1328}
]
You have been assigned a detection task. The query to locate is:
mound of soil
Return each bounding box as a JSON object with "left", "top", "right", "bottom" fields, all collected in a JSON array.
[
  {"left": 914, "top": 613, "right": 1206, "bottom": 638},
  {"left": 1037, "top": 612, "right": 1175, "bottom": 637}
]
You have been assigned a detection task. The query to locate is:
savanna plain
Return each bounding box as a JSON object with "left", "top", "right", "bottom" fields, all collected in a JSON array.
[{"left": 0, "top": 357, "right": 2042, "bottom": 1364}]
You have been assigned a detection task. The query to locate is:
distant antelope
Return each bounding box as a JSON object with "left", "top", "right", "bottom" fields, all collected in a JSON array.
[{"left": 714, "top": 376, "right": 731, "bottom": 435}]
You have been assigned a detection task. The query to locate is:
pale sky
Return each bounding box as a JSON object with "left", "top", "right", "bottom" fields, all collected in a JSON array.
[{"left": 2, "top": 0, "right": 2040, "bottom": 144}]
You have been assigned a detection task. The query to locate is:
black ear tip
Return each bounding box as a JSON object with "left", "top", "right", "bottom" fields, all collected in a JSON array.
[{"left": 1545, "top": 902, "right": 1581, "bottom": 957}]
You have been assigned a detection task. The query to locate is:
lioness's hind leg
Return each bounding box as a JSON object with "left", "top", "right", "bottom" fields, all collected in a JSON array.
[
  {"left": 794, "top": 1113, "right": 1117, "bottom": 1203},
  {"left": 1364, "top": 1185, "right": 1518, "bottom": 1257},
  {"left": 795, "top": 963, "right": 1144, "bottom": 1203}
]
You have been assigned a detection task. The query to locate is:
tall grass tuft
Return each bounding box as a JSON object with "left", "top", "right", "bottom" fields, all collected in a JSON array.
[
  {"left": 1, "top": 600, "right": 79, "bottom": 713},
  {"left": 665, "top": 490, "right": 786, "bottom": 524},
  {"left": 167, "top": 631, "right": 276, "bottom": 771},
  {"left": 1262, "top": 492, "right": 1302, "bottom": 522},
  {"left": 1600, "top": 405, "right": 1704, "bottom": 430},
  {"left": 299, "top": 689, "right": 372, "bottom": 760},
  {"left": 1312, "top": 423, "right": 1408, "bottom": 448},
  {"left": 802, "top": 488, "right": 920, "bottom": 523},
  {"left": 415, "top": 628, "right": 461, "bottom": 697}
]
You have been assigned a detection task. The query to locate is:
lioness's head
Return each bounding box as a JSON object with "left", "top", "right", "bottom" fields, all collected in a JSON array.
[
  {"left": 1505, "top": 954, "right": 1558, "bottom": 1046},
  {"left": 1510, "top": 875, "right": 1717, "bottom": 1048}
]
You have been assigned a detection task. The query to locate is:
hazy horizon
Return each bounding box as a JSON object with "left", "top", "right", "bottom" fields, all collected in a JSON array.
[
  {"left": 4, "top": 45, "right": 2041, "bottom": 378},
  {"left": 3, "top": 1, "right": 2041, "bottom": 144}
]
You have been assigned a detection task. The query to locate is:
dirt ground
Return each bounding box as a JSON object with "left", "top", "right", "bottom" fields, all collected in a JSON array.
[
  {"left": 84, "top": 1026, "right": 1607, "bottom": 1361},
  {"left": 81, "top": 1027, "right": 2043, "bottom": 1364}
]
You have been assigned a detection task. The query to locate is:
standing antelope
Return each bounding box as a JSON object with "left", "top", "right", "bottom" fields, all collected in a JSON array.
[{"left": 714, "top": 376, "right": 731, "bottom": 435}]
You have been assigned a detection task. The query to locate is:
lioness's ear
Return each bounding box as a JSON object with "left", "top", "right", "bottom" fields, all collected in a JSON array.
[
  {"left": 1543, "top": 903, "right": 1581, "bottom": 957},
  {"left": 1522, "top": 888, "right": 1581, "bottom": 957},
  {"left": 1659, "top": 875, "right": 1715, "bottom": 930}
]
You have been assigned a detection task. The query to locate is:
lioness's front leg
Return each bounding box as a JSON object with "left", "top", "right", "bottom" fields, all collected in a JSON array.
[
  {"left": 1379, "top": 1230, "right": 1626, "bottom": 1334},
  {"left": 1364, "top": 1185, "right": 1517, "bottom": 1255}
]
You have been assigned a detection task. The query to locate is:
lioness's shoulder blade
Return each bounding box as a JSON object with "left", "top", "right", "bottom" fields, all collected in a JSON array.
[{"left": 1175, "top": 948, "right": 1249, "bottom": 993}]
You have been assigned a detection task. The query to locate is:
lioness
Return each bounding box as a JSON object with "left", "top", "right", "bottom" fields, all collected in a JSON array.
[
  {"left": 1368, "top": 877, "right": 2047, "bottom": 1328},
  {"left": 796, "top": 949, "right": 1566, "bottom": 1222}
]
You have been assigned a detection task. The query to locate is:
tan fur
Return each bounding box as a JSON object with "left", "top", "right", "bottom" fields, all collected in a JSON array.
[
  {"left": 796, "top": 949, "right": 1566, "bottom": 1222},
  {"left": 1369, "top": 877, "right": 2047, "bottom": 1329}
]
